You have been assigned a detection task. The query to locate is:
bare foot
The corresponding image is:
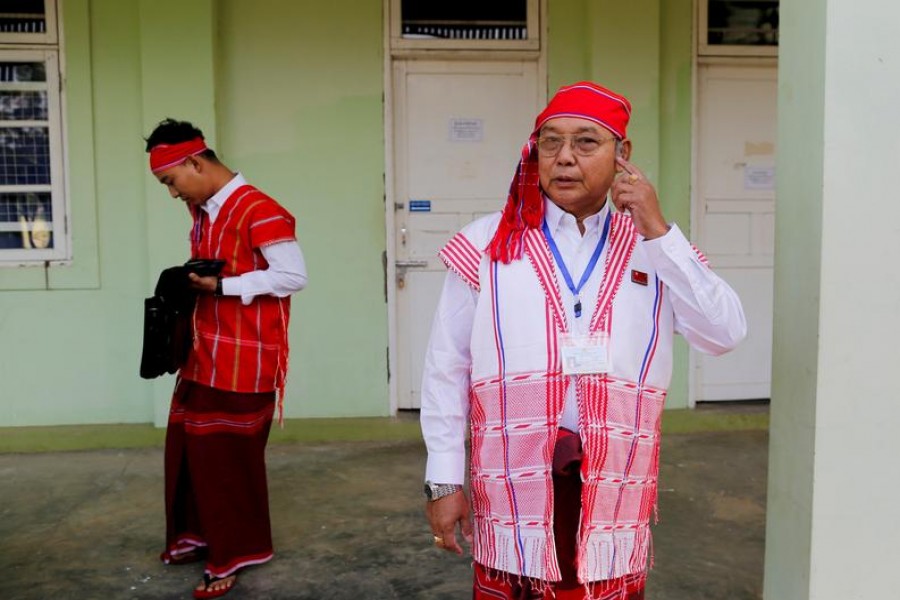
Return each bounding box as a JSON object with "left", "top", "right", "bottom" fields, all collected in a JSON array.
[{"left": 193, "top": 574, "right": 236, "bottom": 598}]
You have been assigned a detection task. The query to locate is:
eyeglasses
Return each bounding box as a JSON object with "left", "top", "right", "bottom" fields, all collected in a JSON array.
[{"left": 536, "top": 135, "right": 616, "bottom": 157}]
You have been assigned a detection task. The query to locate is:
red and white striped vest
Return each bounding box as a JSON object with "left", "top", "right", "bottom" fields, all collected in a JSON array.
[{"left": 440, "top": 211, "right": 675, "bottom": 587}]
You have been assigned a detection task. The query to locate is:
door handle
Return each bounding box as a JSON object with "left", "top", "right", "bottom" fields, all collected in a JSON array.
[
  {"left": 395, "top": 260, "right": 428, "bottom": 269},
  {"left": 395, "top": 260, "right": 429, "bottom": 290}
]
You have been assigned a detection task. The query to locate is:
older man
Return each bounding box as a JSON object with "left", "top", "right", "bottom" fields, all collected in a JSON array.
[
  {"left": 146, "top": 119, "right": 307, "bottom": 599},
  {"left": 420, "top": 82, "right": 746, "bottom": 599}
]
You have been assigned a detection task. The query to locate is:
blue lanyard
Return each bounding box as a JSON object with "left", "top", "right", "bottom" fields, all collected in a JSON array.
[{"left": 541, "top": 211, "right": 611, "bottom": 318}]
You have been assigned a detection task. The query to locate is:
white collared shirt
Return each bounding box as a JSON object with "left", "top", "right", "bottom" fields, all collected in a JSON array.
[
  {"left": 542, "top": 200, "right": 610, "bottom": 431},
  {"left": 200, "top": 173, "right": 308, "bottom": 304}
]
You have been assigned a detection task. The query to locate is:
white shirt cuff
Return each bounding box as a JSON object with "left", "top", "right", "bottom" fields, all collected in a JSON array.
[
  {"left": 425, "top": 449, "right": 467, "bottom": 485},
  {"left": 221, "top": 276, "right": 241, "bottom": 297}
]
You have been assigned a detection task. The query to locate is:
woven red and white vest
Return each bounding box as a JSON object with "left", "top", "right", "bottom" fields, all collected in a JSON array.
[
  {"left": 181, "top": 185, "right": 295, "bottom": 396},
  {"left": 440, "top": 210, "right": 677, "bottom": 588}
]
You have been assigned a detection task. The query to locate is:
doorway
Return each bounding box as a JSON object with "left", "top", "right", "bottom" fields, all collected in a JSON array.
[
  {"left": 388, "top": 59, "right": 542, "bottom": 409},
  {"left": 694, "top": 62, "right": 777, "bottom": 401}
]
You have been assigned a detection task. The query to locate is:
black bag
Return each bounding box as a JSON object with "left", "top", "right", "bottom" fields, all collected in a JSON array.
[{"left": 139, "top": 266, "right": 197, "bottom": 379}]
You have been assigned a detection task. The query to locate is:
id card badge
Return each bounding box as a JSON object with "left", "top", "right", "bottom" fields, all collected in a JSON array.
[{"left": 561, "top": 333, "right": 612, "bottom": 375}]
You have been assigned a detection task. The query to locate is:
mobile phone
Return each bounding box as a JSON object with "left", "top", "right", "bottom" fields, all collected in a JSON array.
[{"left": 183, "top": 258, "right": 226, "bottom": 277}]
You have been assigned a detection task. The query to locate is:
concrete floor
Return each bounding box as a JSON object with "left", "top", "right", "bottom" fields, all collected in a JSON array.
[{"left": 0, "top": 418, "right": 767, "bottom": 599}]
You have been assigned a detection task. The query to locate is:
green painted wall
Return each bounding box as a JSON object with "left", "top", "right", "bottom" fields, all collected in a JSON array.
[
  {"left": 765, "top": 0, "right": 900, "bottom": 594},
  {"left": 0, "top": 0, "right": 696, "bottom": 426},
  {"left": 548, "top": 0, "right": 694, "bottom": 407},
  {"left": 136, "top": 0, "right": 219, "bottom": 424},
  {"left": 658, "top": 0, "right": 694, "bottom": 408},
  {"left": 0, "top": 0, "right": 153, "bottom": 426},
  {"left": 762, "top": 0, "right": 824, "bottom": 591},
  {"left": 0, "top": 0, "right": 387, "bottom": 426},
  {"left": 214, "top": 0, "right": 388, "bottom": 418}
]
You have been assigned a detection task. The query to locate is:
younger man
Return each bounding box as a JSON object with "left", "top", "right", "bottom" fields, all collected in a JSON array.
[{"left": 146, "top": 119, "right": 307, "bottom": 599}]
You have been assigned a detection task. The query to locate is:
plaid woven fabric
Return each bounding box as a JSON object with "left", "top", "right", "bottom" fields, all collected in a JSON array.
[
  {"left": 439, "top": 230, "right": 482, "bottom": 291},
  {"left": 474, "top": 563, "right": 646, "bottom": 600},
  {"left": 448, "top": 212, "right": 669, "bottom": 584},
  {"left": 470, "top": 374, "right": 665, "bottom": 584},
  {"left": 182, "top": 186, "right": 295, "bottom": 397}
]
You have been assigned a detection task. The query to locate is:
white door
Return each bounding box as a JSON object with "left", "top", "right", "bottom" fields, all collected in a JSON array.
[
  {"left": 391, "top": 60, "right": 541, "bottom": 409},
  {"left": 695, "top": 63, "right": 777, "bottom": 401}
]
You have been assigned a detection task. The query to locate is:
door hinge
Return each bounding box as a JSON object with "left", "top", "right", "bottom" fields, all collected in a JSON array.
[{"left": 382, "top": 250, "right": 388, "bottom": 303}]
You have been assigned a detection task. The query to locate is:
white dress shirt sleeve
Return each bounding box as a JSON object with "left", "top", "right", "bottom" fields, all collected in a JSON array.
[
  {"left": 220, "top": 240, "right": 308, "bottom": 305},
  {"left": 420, "top": 271, "right": 478, "bottom": 485},
  {"left": 642, "top": 223, "right": 747, "bottom": 355}
]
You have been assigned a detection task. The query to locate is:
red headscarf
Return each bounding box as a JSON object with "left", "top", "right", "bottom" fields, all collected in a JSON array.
[
  {"left": 487, "top": 82, "right": 632, "bottom": 263},
  {"left": 149, "top": 137, "right": 209, "bottom": 174}
]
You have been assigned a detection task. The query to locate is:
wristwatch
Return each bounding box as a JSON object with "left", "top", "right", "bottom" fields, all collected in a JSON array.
[
  {"left": 423, "top": 481, "right": 462, "bottom": 501},
  {"left": 214, "top": 277, "right": 223, "bottom": 296}
]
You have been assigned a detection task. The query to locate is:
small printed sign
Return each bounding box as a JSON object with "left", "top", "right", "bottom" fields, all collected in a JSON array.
[
  {"left": 449, "top": 118, "right": 484, "bottom": 142},
  {"left": 744, "top": 165, "right": 776, "bottom": 190},
  {"left": 409, "top": 200, "right": 432, "bottom": 212}
]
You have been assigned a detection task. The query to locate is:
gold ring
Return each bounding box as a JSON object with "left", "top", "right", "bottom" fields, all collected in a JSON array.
[
  {"left": 628, "top": 174, "right": 639, "bottom": 184},
  {"left": 433, "top": 535, "right": 444, "bottom": 545}
]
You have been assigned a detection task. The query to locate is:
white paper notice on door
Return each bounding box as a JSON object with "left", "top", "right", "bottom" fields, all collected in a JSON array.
[
  {"left": 744, "top": 165, "right": 776, "bottom": 190},
  {"left": 449, "top": 118, "right": 483, "bottom": 142}
]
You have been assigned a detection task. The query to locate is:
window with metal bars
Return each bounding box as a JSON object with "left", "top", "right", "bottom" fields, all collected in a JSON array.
[
  {"left": 392, "top": 0, "right": 538, "bottom": 50},
  {"left": 0, "top": 0, "right": 65, "bottom": 262},
  {"left": 0, "top": 0, "right": 56, "bottom": 44},
  {"left": 402, "top": 0, "right": 527, "bottom": 40},
  {"left": 701, "top": 0, "right": 779, "bottom": 57}
]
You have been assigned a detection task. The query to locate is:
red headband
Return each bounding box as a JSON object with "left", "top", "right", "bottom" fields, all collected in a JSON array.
[
  {"left": 533, "top": 82, "right": 631, "bottom": 140},
  {"left": 149, "top": 137, "right": 208, "bottom": 174},
  {"left": 488, "top": 82, "right": 632, "bottom": 263}
]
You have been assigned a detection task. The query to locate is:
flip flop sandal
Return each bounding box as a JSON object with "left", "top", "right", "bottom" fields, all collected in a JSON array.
[
  {"left": 193, "top": 574, "right": 237, "bottom": 599},
  {"left": 159, "top": 546, "right": 207, "bottom": 565}
]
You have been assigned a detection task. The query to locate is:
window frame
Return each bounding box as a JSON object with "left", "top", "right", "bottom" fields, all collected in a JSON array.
[
  {"left": 0, "top": 0, "right": 68, "bottom": 265},
  {"left": 389, "top": 0, "right": 540, "bottom": 51},
  {"left": 699, "top": 0, "right": 779, "bottom": 58},
  {"left": 0, "top": 1, "right": 58, "bottom": 46}
]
